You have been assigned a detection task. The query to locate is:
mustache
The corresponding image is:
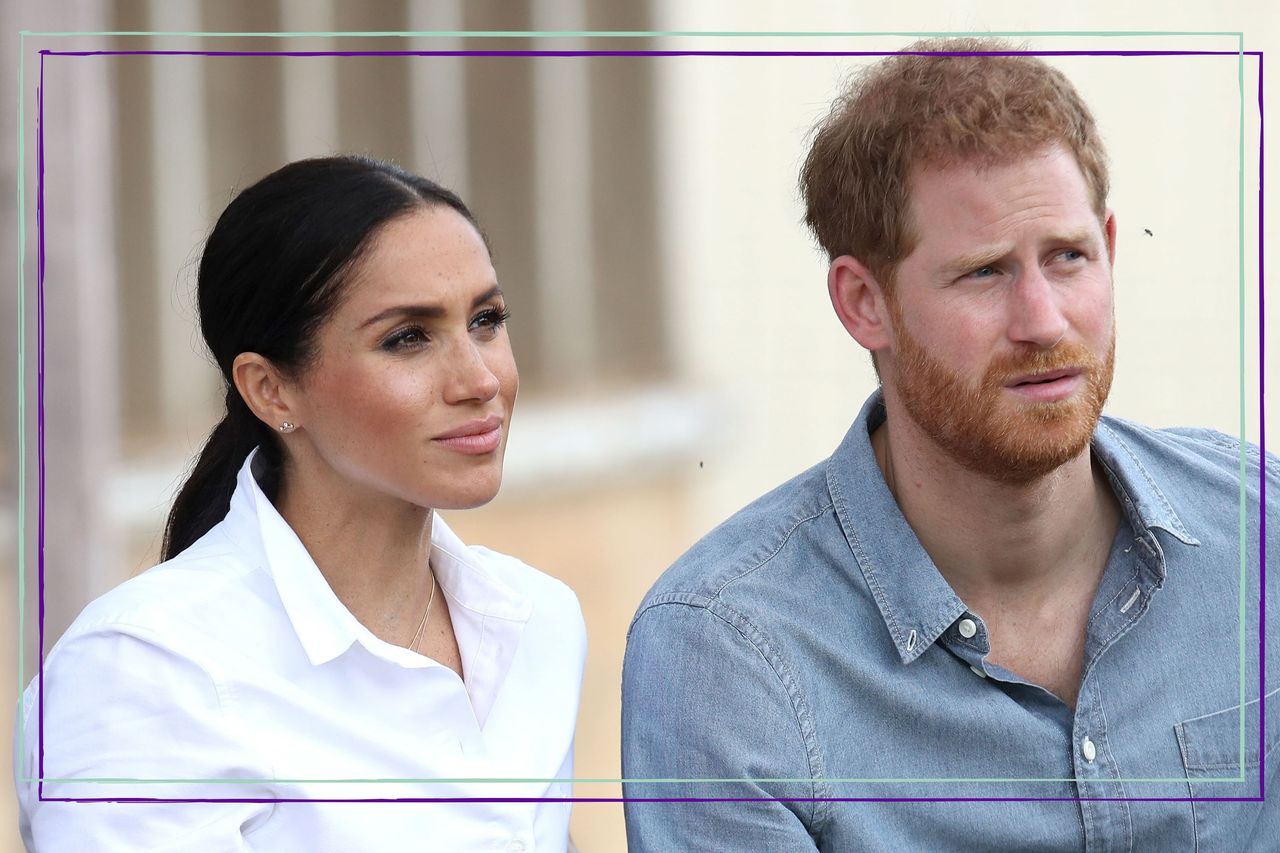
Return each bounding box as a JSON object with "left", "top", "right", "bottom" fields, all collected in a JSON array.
[{"left": 982, "top": 342, "right": 1101, "bottom": 387}]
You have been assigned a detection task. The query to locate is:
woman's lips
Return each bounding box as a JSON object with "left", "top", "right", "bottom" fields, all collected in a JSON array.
[{"left": 433, "top": 417, "right": 503, "bottom": 454}]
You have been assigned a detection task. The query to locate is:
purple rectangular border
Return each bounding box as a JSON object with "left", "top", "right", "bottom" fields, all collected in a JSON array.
[{"left": 28, "top": 45, "right": 1267, "bottom": 806}]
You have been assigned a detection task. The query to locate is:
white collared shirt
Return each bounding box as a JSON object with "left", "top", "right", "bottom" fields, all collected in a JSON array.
[{"left": 16, "top": 451, "right": 587, "bottom": 852}]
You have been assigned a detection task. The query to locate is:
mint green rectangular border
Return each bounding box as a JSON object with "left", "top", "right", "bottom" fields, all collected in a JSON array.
[{"left": 15, "top": 29, "right": 1254, "bottom": 789}]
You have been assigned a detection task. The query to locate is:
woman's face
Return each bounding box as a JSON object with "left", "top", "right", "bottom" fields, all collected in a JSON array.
[{"left": 283, "top": 205, "right": 518, "bottom": 511}]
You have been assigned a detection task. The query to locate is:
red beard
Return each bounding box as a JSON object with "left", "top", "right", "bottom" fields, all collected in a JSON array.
[{"left": 887, "top": 301, "right": 1116, "bottom": 485}]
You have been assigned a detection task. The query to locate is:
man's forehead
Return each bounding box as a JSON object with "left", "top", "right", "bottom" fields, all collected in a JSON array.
[
  {"left": 895, "top": 145, "right": 1108, "bottom": 272},
  {"left": 907, "top": 142, "right": 1080, "bottom": 187},
  {"left": 908, "top": 147, "right": 1096, "bottom": 223}
]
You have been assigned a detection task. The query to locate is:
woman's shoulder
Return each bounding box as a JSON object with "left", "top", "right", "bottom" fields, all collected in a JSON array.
[
  {"left": 53, "top": 524, "right": 271, "bottom": 661},
  {"left": 466, "top": 543, "right": 584, "bottom": 621},
  {"left": 462, "top": 544, "right": 588, "bottom": 683},
  {"left": 432, "top": 514, "right": 583, "bottom": 624}
]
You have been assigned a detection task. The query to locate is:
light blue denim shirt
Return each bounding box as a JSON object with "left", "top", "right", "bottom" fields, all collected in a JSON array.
[{"left": 622, "top": 391, "right": 1277, "bottom": 852}]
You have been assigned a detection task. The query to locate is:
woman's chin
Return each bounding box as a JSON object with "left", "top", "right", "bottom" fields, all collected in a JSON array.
[{"left": 428, "top": 476, "right": 504, "bottom": 512}]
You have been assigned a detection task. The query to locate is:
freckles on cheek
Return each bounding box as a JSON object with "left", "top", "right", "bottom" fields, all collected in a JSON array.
[{"left": 369, "top": 372, "right": 440, "bottom": 436}]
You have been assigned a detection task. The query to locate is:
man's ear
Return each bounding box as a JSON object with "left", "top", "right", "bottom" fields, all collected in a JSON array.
[
  {"left": 1104, "top": 209, "right": 1117, "bottom": 268},
  {"left": 231, "top": 352, "right": 300, "bottom": 433},
  {"left": 828, "top": 255, "right": 893, "bottom": 352}
]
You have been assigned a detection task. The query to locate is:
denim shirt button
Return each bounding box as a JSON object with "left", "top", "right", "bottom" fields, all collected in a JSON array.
[
  {"left": 969, "top": 664, "right": 987, "bottom": 678},
  {"left": 957, "top": 618, "right": 978, "bottom": 639},
  {"left": 1081, "top": 736, "right": 1097, "bottom": 763}
]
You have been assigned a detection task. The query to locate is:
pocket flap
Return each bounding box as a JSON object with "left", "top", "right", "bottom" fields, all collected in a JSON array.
[{"left": 1175, "top": 686, "right": 1280, "bottom": 772}]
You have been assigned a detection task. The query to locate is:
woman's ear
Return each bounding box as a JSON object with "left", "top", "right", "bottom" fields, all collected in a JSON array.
[
  {"left": 828, "top": 255, "right": 893, "bottom": 352},
  {"left": 231, "top": 353, "right": 299, "bottom": 433}
]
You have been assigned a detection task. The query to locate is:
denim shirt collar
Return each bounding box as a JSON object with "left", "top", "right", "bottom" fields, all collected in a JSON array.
[{"left": 826, "top": 390, "right": 1199, "bottom": 665}]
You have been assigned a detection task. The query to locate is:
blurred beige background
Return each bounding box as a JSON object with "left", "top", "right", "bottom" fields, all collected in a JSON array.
[{"left": 2, "top": 2, "right": 1274, "bottom": 851}]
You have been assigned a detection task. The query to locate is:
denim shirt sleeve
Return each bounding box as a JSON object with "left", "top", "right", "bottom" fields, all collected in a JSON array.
[{"left": 621, "top": 595, "right": 824, "bottom": 852}]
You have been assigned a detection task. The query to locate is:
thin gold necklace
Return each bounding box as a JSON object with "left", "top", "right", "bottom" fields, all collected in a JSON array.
[{"left": 408, "top": 570, "right": 437, "bottom": 652}]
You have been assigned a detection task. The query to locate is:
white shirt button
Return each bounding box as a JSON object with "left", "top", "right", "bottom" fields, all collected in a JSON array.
[
  {"left": 957, "top": 618, "right": 978, "bottom": 639},
  {"left": 1081, "top": 736, "right": 1097, "bottom": 763},
  {"left": 506, "top": 841, "right": 526, "bottom": 853}
]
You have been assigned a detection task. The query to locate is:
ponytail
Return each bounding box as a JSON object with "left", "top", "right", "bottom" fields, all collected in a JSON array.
[{"left": 161, "top": 390, "right": 280, "bottom": 561}]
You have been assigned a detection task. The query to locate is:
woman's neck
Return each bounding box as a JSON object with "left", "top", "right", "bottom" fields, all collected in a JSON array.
[{"left": 274, "top": 453, "right": 435, "bottom": 645}]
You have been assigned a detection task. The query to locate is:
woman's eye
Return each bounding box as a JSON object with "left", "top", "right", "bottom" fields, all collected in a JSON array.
[
  {"left": 382, "top": 328, "right": 429, "bottom": 351},
  {"left": 470, "top": 307, "right": 511, "bottom": 337}
]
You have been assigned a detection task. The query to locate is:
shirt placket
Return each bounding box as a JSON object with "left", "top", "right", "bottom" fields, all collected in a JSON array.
[
  {"left": 1071, "top": 532, "right": 1165, "bottom": 853},
  {"left": 1071, "top": 683, "right": 1133, "bottom": 853}
]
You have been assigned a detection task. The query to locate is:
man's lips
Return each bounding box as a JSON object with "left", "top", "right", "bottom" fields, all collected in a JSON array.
[
  {"left": 433, "top": 416, "right": 504, "bottom": 454},
  {"left": 1002, "top": 368, "right": 1083, "bottom": 402},
  {"left": 1005, "top": 368, "right": 1081, "bottom": 388}
]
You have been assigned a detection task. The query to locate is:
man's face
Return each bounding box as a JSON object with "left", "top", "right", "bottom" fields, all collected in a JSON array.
[{"left": 880, "top": 144, "right": 1116, "bottom": 484}]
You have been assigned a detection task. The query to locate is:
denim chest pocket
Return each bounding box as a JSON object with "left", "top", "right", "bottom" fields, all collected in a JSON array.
[{"left": 1174, "top": 686, "right": 1279, "bottom": 851}]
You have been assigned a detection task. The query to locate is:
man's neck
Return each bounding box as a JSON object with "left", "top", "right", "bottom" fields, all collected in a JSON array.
[
  {"left": 872, "top": 402, "right": 1120, "bottom": 609},
  {"left": 872, "top": 401, "right": 1122, "bottom": 707}
]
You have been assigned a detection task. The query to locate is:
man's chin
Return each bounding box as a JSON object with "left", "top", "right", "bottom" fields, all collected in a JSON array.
[
  {"left": 961, "top": 438, "right": 1091, "bottom": 485},
  {"left": 949, "top": 402, "right": 1100, "bottom": 484}
]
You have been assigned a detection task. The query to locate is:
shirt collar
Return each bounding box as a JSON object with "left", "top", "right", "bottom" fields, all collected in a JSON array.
[
  {"left": 1090, "top": 418, "right": 1199, "bottom": 548},
  {"left": 826, "top": 390, "right": 1198, "bottom": 666},
  {"left": 222, "top": 449, "right": 531, "bottom": 668}
]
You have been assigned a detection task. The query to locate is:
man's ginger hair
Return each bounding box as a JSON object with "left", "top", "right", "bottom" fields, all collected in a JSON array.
[{"left": 800, "top": 38, "right": 1110, "bottom": 287}]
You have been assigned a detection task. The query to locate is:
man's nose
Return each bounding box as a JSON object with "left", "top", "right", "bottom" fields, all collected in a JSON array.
[{"left": 1005, "top": 267, "right": 1069, "bottom": 349}]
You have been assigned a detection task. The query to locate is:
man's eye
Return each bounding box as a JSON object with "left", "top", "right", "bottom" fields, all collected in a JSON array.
[
  {"left": 1058, "top": 249, "right": 1084, "bottom": 261},
  {"left": 969, "top": 265, "right": 998, "bottom": 279}
]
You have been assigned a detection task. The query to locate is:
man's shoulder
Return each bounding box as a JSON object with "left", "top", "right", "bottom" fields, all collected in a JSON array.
[
  {"left": 1096, "top": 415, "right": 1276, "bottom": 537},
  {"left": 635, "top": 460, "right": 837, "bottom": 614},
  {"left": 1098, "top": 415, "right": 1275, "bottom": 484}
]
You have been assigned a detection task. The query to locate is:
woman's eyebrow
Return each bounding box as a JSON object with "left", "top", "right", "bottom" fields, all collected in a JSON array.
[{"left": 359, "top": 285, "right": 503, "bottom": 329}]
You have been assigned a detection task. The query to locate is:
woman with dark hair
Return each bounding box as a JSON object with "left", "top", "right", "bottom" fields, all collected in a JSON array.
[{"left": 17, "top": 156, "right": 587, "bottom": 851}]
